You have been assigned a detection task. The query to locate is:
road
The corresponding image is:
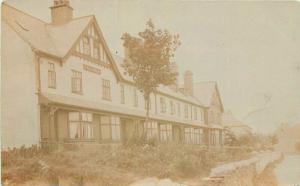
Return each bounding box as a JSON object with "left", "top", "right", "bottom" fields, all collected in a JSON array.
[{"left": 274, "top": 154, "right": 300, "bottom": 186}]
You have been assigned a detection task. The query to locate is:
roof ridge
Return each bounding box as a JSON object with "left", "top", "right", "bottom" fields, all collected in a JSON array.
[
  {"left": 194, "top": 81, "right": 216, "bottom": 84},
  {"left": 44, "top": 15, "right": 94, "bottom": 26},
  {"left": 2, "top": 3, "right": 47, "bottom": 24}
]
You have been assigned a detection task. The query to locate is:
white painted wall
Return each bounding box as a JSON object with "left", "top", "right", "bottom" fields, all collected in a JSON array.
[
  {"left": 39, "top": 53, "right": 205, "bottom": 127},
  {"left": 2, "top": 22, "right": 40, "bottom": 149}
]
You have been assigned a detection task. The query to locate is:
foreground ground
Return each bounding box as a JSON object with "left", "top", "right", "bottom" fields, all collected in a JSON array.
[
  {"left": 2, "top": 143, "right": 251, "bottom": 186},
  {"left": 274, "top": 154, "right": 300, "bottom": 186}
]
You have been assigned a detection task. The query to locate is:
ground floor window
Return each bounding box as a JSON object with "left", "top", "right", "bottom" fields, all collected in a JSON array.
[
  {"left": 210, "top": 130, "right": 218, "bottom": 145},
  {"left": 144, "top": 121, "right": 158, "bottom": 139},
  {"left": 69, "top": 112, "right": 93, "bottom": 140},
  {"left": 218, "top": 130, "right": 222, "bottom": 145},
  {"left": 194, "top": 128, "right": 204, "bottom": 145},
  {"left": 160, "top": 124, "right": 172, "bottom": 142},
  {"left": 100, "top": 115, "right": 121, "bottom": 141},
  {"left": 184, "top": 127, "right": 194, "bottom": 144}
]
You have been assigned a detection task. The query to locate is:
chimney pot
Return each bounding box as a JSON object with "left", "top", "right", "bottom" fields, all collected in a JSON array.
[{"left": 50, "top": 0, "right": 73, "bottom": 25}]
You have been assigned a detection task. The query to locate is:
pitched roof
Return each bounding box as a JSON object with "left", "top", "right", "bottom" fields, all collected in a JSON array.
[
  {"left": 3, "top": 3, "right": 207, "bottom": 108},
  {"left": 2, "top": 3, "right": 93, "bottom": 58},
  {"left": 222, "top": 111, "right": 251, "bottom": 129},
  {"left": 192, "top": 81, "right": 224, "bottom": 112},
  {"left": 113, "top": 54, "right": 205, "bottom": 106},
  {"left": 193, "top": 81, "right": 218, "bottom": 106}
]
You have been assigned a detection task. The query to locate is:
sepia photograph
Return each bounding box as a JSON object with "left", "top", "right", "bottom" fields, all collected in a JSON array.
[{"left": 1, "top": 0, "right": 300, "bottom": 185}]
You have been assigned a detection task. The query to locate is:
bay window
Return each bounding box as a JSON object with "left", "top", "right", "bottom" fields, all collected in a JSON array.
[
  {"left": 69, "top": 112, "right": 93, "bottom": 140},
  {"left": 160, "top": 124, "right": 172, "bottom": 142},
  {"left": 100, "top": 115, "right": 121, "bottom": 141}
]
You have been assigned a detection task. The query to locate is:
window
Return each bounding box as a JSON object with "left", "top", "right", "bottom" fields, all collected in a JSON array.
[
  {"left": 144, "top": 121, "right": 158, "bottom": 139},
  {"left": 210, "top": 130, "right": 216, "bottom": 145},
  {"left": 170, "top": 101, "right": 174, "bottom": 115},
  {"left": 71, "top": 70, "right": 82, "bottom": 94},
  {"left": 177, "top": 102, "right": 181, "bottom": 116},
  {"left": 160, "top": 124, "right": 172, "bottom": 142},
  {"left": 199, "top": 110, "right": 203, "bottom": 122},
  {"left": 184, "top": 104, "right": 189, "bottom": 119},
  {"left": 184, "top": 127, "right": 194, "bottom": 144},
  {"left": 100, "top": 115, "right": 121, "bottom": 141},
  {"left": 100, "top": 116, "right": 111, "bottom": 140},
  {"left": 144, "top": 97, "right": 151, "bottom": 110},
  {"left": 133, "top": 89, "right": 138, "bottom": 107},
  {"left": 120, "top": 84, "right": 125, "bottom": 104},
  {"left": 194, "top": 128, "right": 203, "bottom": 145},
  {"left": 93, "top": 41, "right": 100, "bottom": 59},
  {"left": 160, "top": 97, "right": 166, "bottom": 113},
  {"left": 194, "top": 107, "right": 198, "bottom": 120},
  {"left": 219, "top": 130, "right": 223, "bottom": 146},
  {"left": 69, "top": 112, "right": 93, "bottom": 140},
  {"left": 102, "top": 79, "right": 111, "bottom": 100},
  {"left": 111, "top": 116, "right": 121, "bottom": 140},
  {"left": 83, "top": 36, "right": 90, "bottom": 55},
  {"left": 48, "top": 62, "right": 56, "bottom": 88}
]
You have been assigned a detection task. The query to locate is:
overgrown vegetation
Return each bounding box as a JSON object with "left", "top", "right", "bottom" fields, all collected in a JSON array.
[{"left": 2, "top": 139, "right": 251, "bottom": 186}]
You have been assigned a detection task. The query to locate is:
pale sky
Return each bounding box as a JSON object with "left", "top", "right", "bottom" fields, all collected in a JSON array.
[{"left": 5, "top": 0, "right": 300, "bottom": 133}]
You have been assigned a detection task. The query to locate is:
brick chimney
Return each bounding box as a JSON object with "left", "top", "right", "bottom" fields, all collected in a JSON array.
[
  {"left": 184, "top": 70, "right": 193, "bottom": 96},
  {"left": 50, "top": 0, "right": 73, "bottom": 25}
]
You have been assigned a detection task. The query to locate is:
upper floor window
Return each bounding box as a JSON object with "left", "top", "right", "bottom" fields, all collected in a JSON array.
[
  {"left": 120, "top": 84, "right": 125, "bottom": 104},
  {"left": 177, "top": 102, "right": 181, "bottom": 116},
  {"left": 133, "top": 89, "right": 138, "bottom": 107},
  {"left": 93, "top": 41, "right": 100, "bottom": 59},
  {"left": 194, "top": 107, "right": 198, "bottom": 120},
  {"left": 69, "top": 112, "right": 93, "bottom": 140},
  {"left": 83, "top": 36, "right": 91, "bottom": 55},
  {"left": 48, "top": 62, "right": 56, "bottom": 88},
  {"left": 184, "top": 104, "right": 189, "bottom": 119},
  {"left": 170, "top": 100, "right": 174, "bottom": 115},
  {"left": 102, "top": 79, "right": 111, "bottom": 100},
  {"left": 144, "top": 97, "right": 151, "bottom": 110},
  {"left": 160, "top": 97, "right": 166, "bottom": 113},
  {"left": 71, "top": 70, "right": 82, "bottom": 94}
]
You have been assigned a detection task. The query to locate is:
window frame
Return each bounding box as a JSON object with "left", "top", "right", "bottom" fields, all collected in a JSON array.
[
  {"left": 159, "top": 124, "right": 172, "bottom": 142},
  {"left": 120, "top": 84, "right": 125, "bottom": 104},
  {"left": 102, "top": 79, "right": 111, "bottom": 101},
  {"left": 160, "top": 97, "right": 166, "bottom": 113},
  {"left": 133, "top": 89, "right": 138, "bottom": 107},
  {"left": 48, "top": 62, "right": 56, "bottom": 89},
  {"left": 71, "top": 70, "right": 82, "bottom": 94},
  {"left": 68, "top": 112, "right": 94, "bottom": 141}
]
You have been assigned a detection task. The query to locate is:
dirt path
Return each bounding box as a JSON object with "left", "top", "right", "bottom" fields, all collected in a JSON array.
[{"left": 273, "top": 154, "right": 300, "bottom": 186}]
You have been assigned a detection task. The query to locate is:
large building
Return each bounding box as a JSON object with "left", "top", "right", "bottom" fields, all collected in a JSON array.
[{"left": 2, "top": 0, "right": 225, "bottom": 149}]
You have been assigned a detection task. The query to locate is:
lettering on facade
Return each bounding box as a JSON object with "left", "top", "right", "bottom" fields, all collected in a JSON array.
[{"left": 83, "top": 64, "right": 101, "bottom": 75}]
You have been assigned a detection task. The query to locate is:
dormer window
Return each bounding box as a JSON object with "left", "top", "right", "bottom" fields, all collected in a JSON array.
[{"left": 83, "top": 36, "right": 90, "bottom": 55}]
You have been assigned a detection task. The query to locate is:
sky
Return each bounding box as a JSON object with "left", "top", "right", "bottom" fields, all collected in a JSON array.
[{"left": 4, "top": 0, "right": 300, "bottom": 133}]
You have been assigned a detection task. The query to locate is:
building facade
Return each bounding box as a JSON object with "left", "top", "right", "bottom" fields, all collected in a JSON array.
[{"left": 2, "top": 0, "right": 225, "bottom": 149}]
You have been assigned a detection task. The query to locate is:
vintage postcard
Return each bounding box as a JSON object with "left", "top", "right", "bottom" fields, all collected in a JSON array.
[{"left": 1, "top": 0, "right": 300, "bottom": 185}]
